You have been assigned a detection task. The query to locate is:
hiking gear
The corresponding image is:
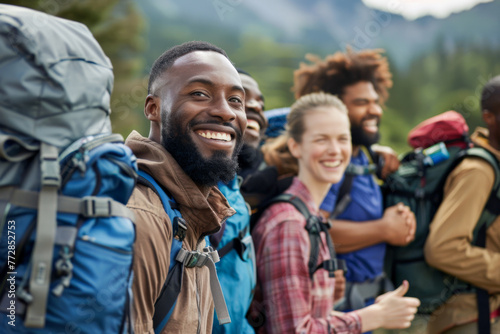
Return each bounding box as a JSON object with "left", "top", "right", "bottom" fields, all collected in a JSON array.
[
  {"left": 384, "top": 135, "right": 500, "bottom": 318},
  {"left": 408, "top": 110, "right": 469, "bottom": 150},
  {"left": 0, "top": 5, "right": 136, "bottom": 333},
  {"left": 248, "top": 178, "right": 362, "bottom": 333},
  {"left": 209, "top": 178, "right": 256, "bottom": 334},
  {"left": 0, "top": 134, "right": 137, "bottom": 333},
  {"left": 255, "top": 193, "right": 339, "bottom": 279},
  {"left": 136, "top": 171, "right": 230, "bottom": 333},
  {"left": 320, "top": 150, "right": 386, "bottom": 285},
  {"left": 335, "top": 273, "right": 393, "bottom": 311},
  {"left": 263, "top": 107, "right": 290, "bottom": 139},
  {"left": 329, "top": 162, "right": 378, "bottom": 220}
]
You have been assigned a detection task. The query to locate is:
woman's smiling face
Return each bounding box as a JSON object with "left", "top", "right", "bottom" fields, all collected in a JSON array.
[{"left": 289, "top": 106, "right": 352, "bottom": 187}]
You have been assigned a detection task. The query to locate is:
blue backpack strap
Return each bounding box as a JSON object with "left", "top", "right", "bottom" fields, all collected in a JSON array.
[{"left": 136, "top": 170, "right": 187, "bottom": 333}]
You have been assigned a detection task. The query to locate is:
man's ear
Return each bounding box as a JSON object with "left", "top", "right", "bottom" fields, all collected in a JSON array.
[
  {"left": 287, "top": 137, "right": 301, "bottom": 159},
  {"left": 482, "top": 109, "right": 494, "bottom": 127},
  {"left": 145, "top": 94, "right": 161, "bottom": 123}
]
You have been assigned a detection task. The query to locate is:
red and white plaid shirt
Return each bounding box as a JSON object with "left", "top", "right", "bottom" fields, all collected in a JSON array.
[{"left": 250, "top": 177, "right": 361, "bottom": 334}]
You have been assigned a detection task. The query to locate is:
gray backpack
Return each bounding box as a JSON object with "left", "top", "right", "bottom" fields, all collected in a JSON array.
[{"left": 0, "top": 5, "right": 137, "bottom": 332}]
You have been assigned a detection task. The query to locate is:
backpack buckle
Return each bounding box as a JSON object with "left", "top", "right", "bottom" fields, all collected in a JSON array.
[
  {"left": 173, "top": 217, "right": 187, "bottom": 242},
  {"left": 305, "top": 216, "right": 320, "bottom": 234},
  {"left": 177, "top": 247, "right": 220, "bottom": 268},
  {"left": 82, "top": 197, "right": 112, "bottom": 217},
  {"left": 323, "top": 259, "right": 338, "bottom": 277},
  {"left": 40, "top": 144, "right": 61, "bottom": 187}
]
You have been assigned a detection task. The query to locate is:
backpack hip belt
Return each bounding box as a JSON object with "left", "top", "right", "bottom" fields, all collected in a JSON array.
[{"left": 338, "top": 273, "right": 393, "bottom": 311}]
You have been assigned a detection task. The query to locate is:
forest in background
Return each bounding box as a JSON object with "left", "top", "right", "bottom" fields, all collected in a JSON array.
[{"left": 6, "top": 0, "right": 500, "bottom": 154}]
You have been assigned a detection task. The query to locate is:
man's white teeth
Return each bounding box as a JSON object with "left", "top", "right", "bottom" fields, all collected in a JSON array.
[
  {"left": 198, "top": 131, "right": 231, "bottom": 142},
  {"left": 364, "top": 119, "right": 378, "bottom": 128},
  {"left": 323, "top": 161, "right": 341, "bottom": 168},
  {"left": 247, "top": 119, "right": 260, "bottom": 131}
]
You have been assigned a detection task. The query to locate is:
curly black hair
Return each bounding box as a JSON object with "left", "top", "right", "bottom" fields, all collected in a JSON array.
[{"left": 293, "top": 48, "right": 393, "bottom": 104}]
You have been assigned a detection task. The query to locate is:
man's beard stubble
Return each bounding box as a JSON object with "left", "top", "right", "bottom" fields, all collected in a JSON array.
[
  {"left": 161, "top": 115, "right": 243, "bottom": 187},
  {"left": 350, "top": 123, "right": 380, "bottom": 147}
]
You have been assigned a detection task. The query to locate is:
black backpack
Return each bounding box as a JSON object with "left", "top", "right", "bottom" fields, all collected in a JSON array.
[{"left": 383, "top": 145, "right": 500, "bottom": 333}]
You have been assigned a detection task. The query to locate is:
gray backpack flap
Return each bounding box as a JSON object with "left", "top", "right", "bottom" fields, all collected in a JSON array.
[{"left": 0, "top": 4, "right": 113, "bottom": 188}]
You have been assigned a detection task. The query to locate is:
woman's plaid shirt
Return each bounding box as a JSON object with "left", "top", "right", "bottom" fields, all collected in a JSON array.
[{"left": 251, "top": 177, "right": 361, "bottom": 333}]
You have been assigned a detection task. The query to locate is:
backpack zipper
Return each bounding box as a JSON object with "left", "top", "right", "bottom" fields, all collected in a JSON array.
[{"left": 79, "top": 235, "right": 133, "bottom": 255}]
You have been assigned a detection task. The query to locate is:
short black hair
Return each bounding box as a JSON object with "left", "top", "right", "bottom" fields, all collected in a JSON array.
[
  {"left": 481, "top": 75, "right": 500, "bottom": 113},
  {"left": 236, "top": 68, "right": 252, "bottom": 77},
  {"left": 148, "top": 41, "right": 228, "bottom": 94}
]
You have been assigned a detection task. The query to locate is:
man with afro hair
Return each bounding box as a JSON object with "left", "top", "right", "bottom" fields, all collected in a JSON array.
[{"left": 264, "top": 48, "right": 416, "bottom": 318}]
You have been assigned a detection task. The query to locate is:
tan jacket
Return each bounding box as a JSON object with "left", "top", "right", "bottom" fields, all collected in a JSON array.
[
  {"left": 424, "top": 127, "right": 500, "bottom": 333},
  {"left": 125, "top": 131, "right": 235, "bottom": 334}
]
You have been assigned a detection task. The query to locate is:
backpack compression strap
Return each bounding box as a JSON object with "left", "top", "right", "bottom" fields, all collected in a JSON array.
[
  {"left": 25, "top": 143, "right": 59, "bottom": 327},
  {"left": 264, "top": 194, "right": 339, "bottom": 279},
  {"left": 137, "top": 171, "right": 230, "bottom": 331}
]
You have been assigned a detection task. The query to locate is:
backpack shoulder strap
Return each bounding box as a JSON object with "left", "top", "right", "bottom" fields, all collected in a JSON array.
[
  {"left": 331, "top": 173, "right": 355, "bottom": 219},
  {"left": 461, "top": 147, "right": 500, "bottom": 334},
  {"left": 466, "top": 147, "right": 500, "bottom": 189},
  {"left": 136, "top": 170, "right": 187, "bottom": 332},
  {"left": 137, "top": 170, "right": 231, "bottom": 329},
  {"left": 216, "top": 225, "right": 250, "bottom": 260},
  {"left": 464, "top": 148, "right": 500, "bottom": 232},
  {"left": 263, "top": 194, "right": 339, "bottom": 279},
  {"left": 329, "top": 162, "right": 377, "bottom": 219}
]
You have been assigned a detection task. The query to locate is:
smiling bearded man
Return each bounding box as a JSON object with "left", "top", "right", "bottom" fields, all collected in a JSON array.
[{"left": 125, "top": 41, "right": 246, "bottom": 334}]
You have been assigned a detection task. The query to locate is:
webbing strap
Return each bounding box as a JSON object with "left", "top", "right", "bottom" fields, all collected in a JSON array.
[
  {"left": 176, "top": 248, "right": 230, "bottom": 325},
  {"left": 306, "top": 218, "right": 321, "bottom": 280},
  {"left": 0, "top": 187, "right": 135, "bottom": 221},
  {"left": 330, "top": 173, "right": 355, "bottom": 219},
  {"left": 475, "top": 223, "right": 491, "bottom": 334},
  {"left": 216, "top": 225, "right": 250, "bottom": 260},
  {"left": 25, "top": 143, "right": 59, "bottom": 328},
  {"left": 206, "top": 256, "right": 230, "bottom": 325},
  {"left": 344, "top": 163, "right": 377, "bottom": 176},
  {"left": 0, "top": 134, "right": 39, "bottom": 162}
]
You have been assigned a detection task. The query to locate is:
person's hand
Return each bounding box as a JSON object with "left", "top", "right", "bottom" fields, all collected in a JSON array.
[
  {"left": 371, "top": 144, "right": 399, "bottom": 180},
  {"left": 333, "top": 269, "right": 345, "bottom": 304},
  {"left": 382, "top": 203, "right": 416, "bottom": 246},
  {"left": 373, "top": 280, "right": 420, "bottom": 329}
]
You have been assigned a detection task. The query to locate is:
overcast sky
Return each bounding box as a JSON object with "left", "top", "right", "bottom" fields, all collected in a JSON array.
[{"left": 362, "top": 0, "right": 492, "bottom": 20}]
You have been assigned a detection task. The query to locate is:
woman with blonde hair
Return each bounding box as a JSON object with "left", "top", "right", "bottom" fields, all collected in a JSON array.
[{"left": 249, "top": 92, "right": 419, "bottom": 333}]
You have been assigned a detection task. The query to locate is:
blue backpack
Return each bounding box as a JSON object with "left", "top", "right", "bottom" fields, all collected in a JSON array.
[
  {"left": 0, "top": 6, "right": 137, "bottom": 333},
  {"left": 0, "top": 134, "right": 137, "bottom": 333},
  {"left": 136, "top": 171, "right": 230, "bottom": 334},
  {"left": 209, "top": 177, "right": 256, "bottom": 334}
]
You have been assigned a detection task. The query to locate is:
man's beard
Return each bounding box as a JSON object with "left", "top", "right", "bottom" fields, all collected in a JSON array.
[
  {"left": 161, "top": 116, "right": 243, "bottom": 187},
  {"left": 350, "top": 123, "right": 380, "bottom": 147}
]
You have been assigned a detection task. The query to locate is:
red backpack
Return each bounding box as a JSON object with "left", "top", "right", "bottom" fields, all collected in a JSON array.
[{"left": 408, "top": 110, "right": 470, "bottom": 149}]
